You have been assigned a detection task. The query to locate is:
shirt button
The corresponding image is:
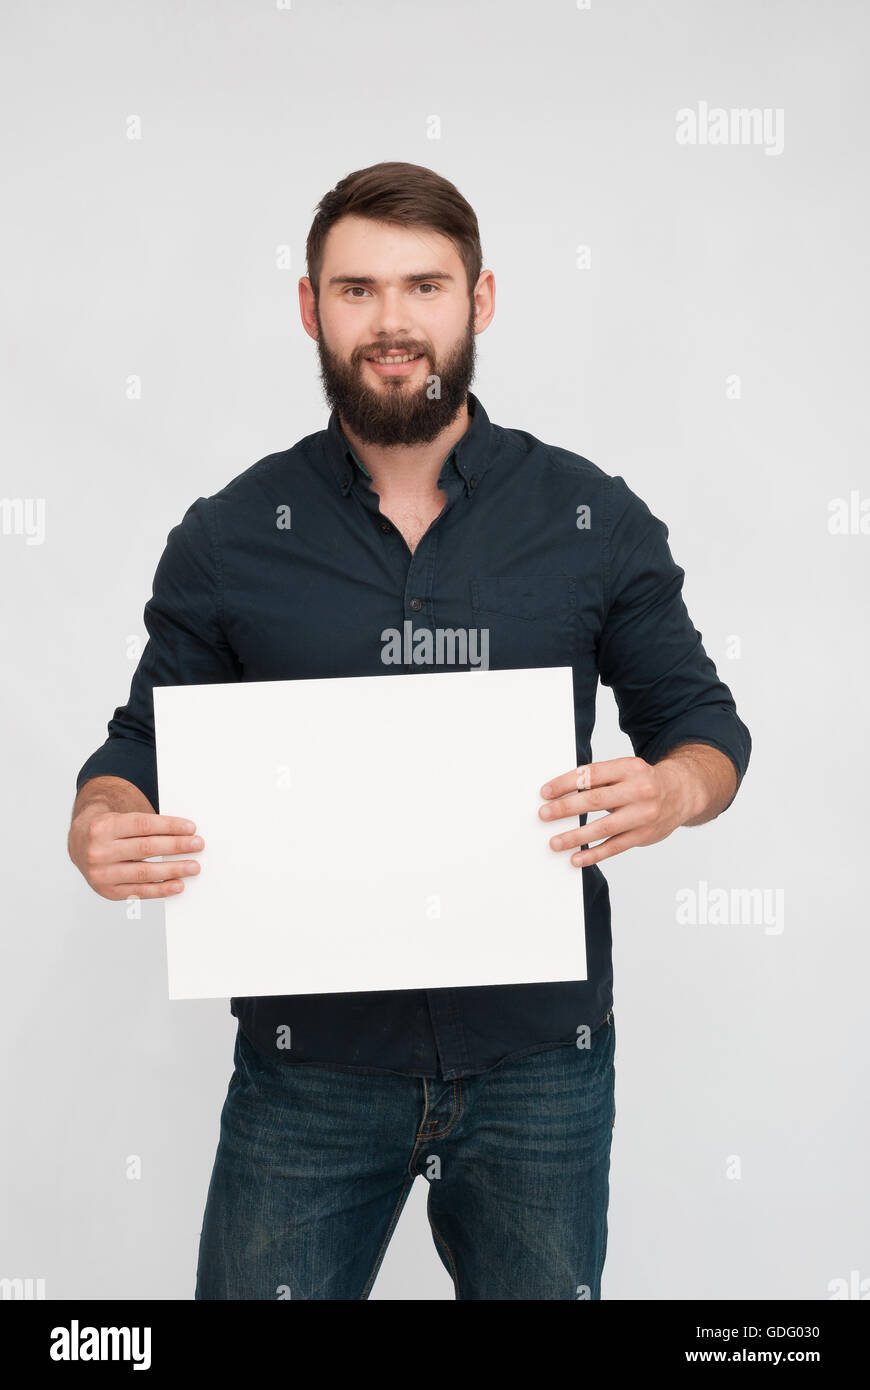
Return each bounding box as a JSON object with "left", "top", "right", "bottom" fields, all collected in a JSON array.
[
  {"left": 380, "top": 519, "right": 393, "bottom": 533},
  {"left": 410, "top": 598, "right": 423, "bottom": 612}
]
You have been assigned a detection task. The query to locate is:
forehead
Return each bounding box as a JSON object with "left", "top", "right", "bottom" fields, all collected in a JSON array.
[{"left": 321, "top": 215, "right": 461, "bottom": 278}]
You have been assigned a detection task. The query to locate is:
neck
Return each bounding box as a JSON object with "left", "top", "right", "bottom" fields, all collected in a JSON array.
[{"left": 340, "top": 400, "right": 471, "bottom": 497}]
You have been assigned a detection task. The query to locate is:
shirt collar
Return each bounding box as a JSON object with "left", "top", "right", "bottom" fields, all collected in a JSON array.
[{"left": 323, "top": 390, "right": 494, "bottom": 499}]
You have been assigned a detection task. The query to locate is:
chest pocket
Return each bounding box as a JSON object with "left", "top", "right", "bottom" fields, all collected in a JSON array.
[{"left": 470, "top": 574, "right": 576, "bottom": 621}]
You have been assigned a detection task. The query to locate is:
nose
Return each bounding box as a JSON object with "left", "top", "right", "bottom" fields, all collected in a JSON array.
[{"left": 368, "top": 286, "right": 413, "bottom": 343}]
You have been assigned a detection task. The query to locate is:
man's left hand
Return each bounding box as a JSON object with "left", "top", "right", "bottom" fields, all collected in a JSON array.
[{"left": 538, "top": 756, "right": 696, "bottom": 868}]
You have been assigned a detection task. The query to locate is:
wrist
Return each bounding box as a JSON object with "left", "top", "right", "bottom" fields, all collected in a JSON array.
[
  {"left": 656, "top": 753, "right": 705, "bottom": 826},
  {"left": 68, "top": 799, "right": 113, "bottom": 862},
  {"left": 74, "top": 798, "right": 113, "bottom": 827}
]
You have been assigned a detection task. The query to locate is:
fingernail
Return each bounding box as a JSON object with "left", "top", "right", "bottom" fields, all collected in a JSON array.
[
  {"left": 541, "top": 784, "right": 553, "bottom": 798},
  {"left": 190, "top": 837, "right": 203, "bottom": 849}
]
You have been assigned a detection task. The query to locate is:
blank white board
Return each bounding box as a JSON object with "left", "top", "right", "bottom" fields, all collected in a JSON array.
[{"left": 153, "top": 666, "right": 586, "bottom": 1000}]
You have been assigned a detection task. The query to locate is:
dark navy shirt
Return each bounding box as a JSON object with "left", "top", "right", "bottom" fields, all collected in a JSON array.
[{"left": 76, "top": 391, "right": 751, "bottom": 1079}]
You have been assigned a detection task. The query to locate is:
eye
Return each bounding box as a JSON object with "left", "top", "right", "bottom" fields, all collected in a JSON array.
[{"left": 343, "top": 283, "right": 439, "bottom": 298}]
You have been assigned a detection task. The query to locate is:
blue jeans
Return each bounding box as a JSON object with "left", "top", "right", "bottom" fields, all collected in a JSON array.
[{"left": 195, "top": 1012, "right": 616, "bottom": 1300}]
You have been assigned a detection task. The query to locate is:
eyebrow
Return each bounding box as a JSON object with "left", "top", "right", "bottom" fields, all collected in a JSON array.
[{"left": 327, "top": 271, "right": 456, "bottom": 287}]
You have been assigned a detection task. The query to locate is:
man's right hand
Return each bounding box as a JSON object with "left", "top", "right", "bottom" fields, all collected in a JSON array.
[{"left": 69, "top": 808, "right": 203, "bottom": 901}]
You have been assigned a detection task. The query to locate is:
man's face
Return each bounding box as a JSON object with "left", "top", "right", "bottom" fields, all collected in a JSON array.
[{"left": 310, "top": 215, "right": 478, "bottom": 447}]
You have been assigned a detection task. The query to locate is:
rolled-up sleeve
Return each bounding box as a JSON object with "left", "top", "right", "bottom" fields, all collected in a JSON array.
[
  {"left": 596, "top": 475, "right": 751, "bottom": 796},
  {"left": 75, "top": 496, "right": 241, "bottom": 812}
]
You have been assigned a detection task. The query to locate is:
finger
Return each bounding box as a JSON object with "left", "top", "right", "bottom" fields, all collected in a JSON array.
[
  {"left": 95, "top": 834, "right": 204, "bottom": 865},
  {"left": 548, "top": 809, "right": 636, "bottom": 852},
  {"left": 539, "top": 758, "right": 643, "bottom": 800},
  {"left": 570, "top": 830, "right": 640, "bottom": 867},
  {"left": 539, "top": 781, "right": 638, "bottom": 822},
  {"left": 102, "top": 812, "right": 197, "bottom": 839},
  {"left": 103, "top": 879, "right": 190, "bottom": 901},
  {"left": 90, "top": 859, "right": 201, "bottom": 888}
]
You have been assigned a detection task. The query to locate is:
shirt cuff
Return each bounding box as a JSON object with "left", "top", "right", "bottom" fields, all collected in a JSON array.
[
  {"left": 75, "top": 737, "right": 159, "bottom": 813},
  {"left": 640, "top": 711, "right": 751, "bottom": 797}
]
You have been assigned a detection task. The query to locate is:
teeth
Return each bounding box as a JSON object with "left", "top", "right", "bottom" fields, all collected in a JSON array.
[{"left": 368, "top": 354, "right": 422, "bottom": 364}]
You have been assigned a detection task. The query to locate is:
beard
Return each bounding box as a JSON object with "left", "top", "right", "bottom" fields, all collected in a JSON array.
[{"left": 314, "top": 299, "right": 477, "bottom": 447}]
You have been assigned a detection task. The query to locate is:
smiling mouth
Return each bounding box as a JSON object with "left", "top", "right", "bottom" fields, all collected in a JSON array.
[{"left": 364, "top": 352, "right": 425, "bottom": 364}]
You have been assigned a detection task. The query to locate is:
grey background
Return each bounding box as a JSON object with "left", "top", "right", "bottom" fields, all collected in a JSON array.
[{"left": 2, "top": 0, "right": 867, "bottom": 1299}]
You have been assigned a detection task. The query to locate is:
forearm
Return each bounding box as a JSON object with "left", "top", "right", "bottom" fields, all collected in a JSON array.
[
  {"left": 71, "top": 775, "right": 155, "bottom": 822},
  {"left": 655, "top": 743, "right": 739, "bottom": 827}
]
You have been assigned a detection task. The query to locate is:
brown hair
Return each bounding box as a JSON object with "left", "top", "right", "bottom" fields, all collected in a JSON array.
[{"left": 305, "top": 161, "right": 483, "bottom": 302}]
